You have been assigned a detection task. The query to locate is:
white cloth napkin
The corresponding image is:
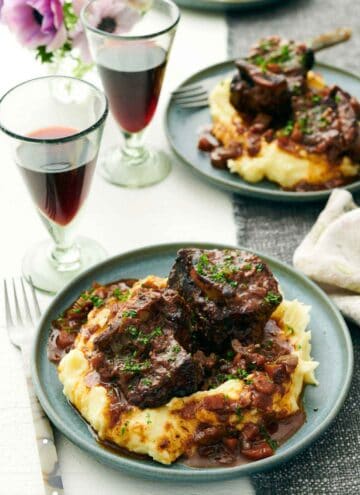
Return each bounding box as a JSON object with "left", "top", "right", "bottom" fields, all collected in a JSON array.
[{"left": 293, "top": 188, "right": 360, "bottom": 325}]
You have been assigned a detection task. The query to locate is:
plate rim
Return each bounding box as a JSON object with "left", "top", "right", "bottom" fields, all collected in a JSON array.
[
  {"left": 165, "top": 60, "right": 360, "bottom": 202},
  {"left": 31, "top": 242, "right": 354, "bottom": 481},
  {"left": 174, "top": 0, "right": 288, "bottom": 12}
]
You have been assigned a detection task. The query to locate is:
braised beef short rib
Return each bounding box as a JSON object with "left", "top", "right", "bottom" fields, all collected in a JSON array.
[
  {"left": 91, "top": 286, "right": 203, "bottom": 408},
  {"left": 168, "top": 248, "right": 282, "bottom": 350}
]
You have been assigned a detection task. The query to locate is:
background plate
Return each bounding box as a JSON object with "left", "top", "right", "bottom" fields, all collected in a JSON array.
[
  {"left": 166, "top": 61, "right": 360, "bottom": 202},
  {"left": 175, "top": 0, "right": 289, "bottom": 12},
  {"left": 32, "top": 243, "right": 353, "bottom": 481}
]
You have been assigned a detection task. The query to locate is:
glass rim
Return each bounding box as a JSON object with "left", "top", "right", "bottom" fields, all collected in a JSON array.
[
  {"left": 0, "top": 75, "right": 109, "bottom": 144},
  {"left": 81, "top": 0, "right": 180, "bottom": 41}
]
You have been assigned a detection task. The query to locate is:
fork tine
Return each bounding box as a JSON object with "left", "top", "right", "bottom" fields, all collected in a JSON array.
[
  {"left": 12, "top": 278, "right": 23, "bottom": 326},
  {"left": 172, "top": 90, "right": 207, "bottom": 101},
  {"left": 28, "top": 276, "right": 41, "bottom": 319},
  {"left": 21, "top": 278, "right": 34, "bottom": 326},
  {"left": 177, "top": 99, "right": 209, "bottom": 109},
  {"left": 4, "top": 279, "right": 14, "bottom": 328},
  {"left": 172, "top": 84, "right": 203, "bottom": 96}
]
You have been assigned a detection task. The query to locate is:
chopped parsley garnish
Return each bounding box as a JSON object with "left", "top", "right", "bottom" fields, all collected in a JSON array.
[
  {"left": 256, "top": 263, "right": 265, "bottom": 272},
  {"left": 319, "top": 117, "right": 330, "bottom": 128},
  {"left": 141, "top": 378, "right": 153, "bottom": 386},
  {"left": 263, "top": 339, "right": 273, "bottom": 349},
  {"left": 298, "top": 116, "right": 310, "bottom": 134},
  {"left": 226, "top": 350, "right": 235, "bottom": 361},
  {"left": 264, "top": 291, "right": 282, "bottom": 305},
  {"left": 335, "top": 94, "right": 341, "bottom": 104},
  {"left": 196, "top": 253, "right": 210, "bottom": 275},
  {"left": 286, "top": 325, "right": 295, "bottom": 335},
  {"left": 122, "top": 309, "right": 137, "bottom": 318},
  {"left": 243, "top": 263, "right": 252, "bottom": 271},
  {"left": 278, "top": 44, "right": 291, "bottom": 63},
  {"left": 252, "top": 43, "right": 291, "bottom": 71},
  {"left": 127, "top": 326, "right": 163, "bottom": 345},
  {"left": 254, "top": 55, "right": 268, "bottom": 72},
  {"left": 281, "top": 120, "right": 294, "bottom": 137},
  {"left": 312, "top": 94, "right": 321, "bottom": 104},
  {"left": 90, "top": 295, "right": 104, "bottom": 307},
  {"left": 237, "top": 368, "right": 249, "bottom": 379},
  {"left": 297, "top": 344, "right": 302, "bottom": 350},
  {"left": 145, "top": 412, "right": 152, "bottom": 425},
  {"left": 123, "top": 359, "right": 150, "bottom": 373},
  {"left": 292, "top": 84, "right": 302, "bottom": 96},
  {"left": 259, "top": 40, "right": 272, "bottom": 52},
  {"left": 260, "top": 425, "right": 278, "bottom": 451},
  {"left": 235, "top": 406, "right": 243, "bottom": 422},
  {"left": 121, "top": 421, "right": 129, "bottom": 436},
  {"left": 113, "top": 288, "right": 130, "bottom": 302},
  {"left": 172, "top": 344, "right": 181, "bottom": 354},
  {"left": 195, "top": 253, "right": 239, "bottom": 288},
  {"left": 127, "top": 326, "right": 139, "bottom": 338},
  {"left": 209, "top": 271, "right": 227, "bottom": 284},
  {"left": 80, "top": 292, "right": 104, "bottom": 307}
]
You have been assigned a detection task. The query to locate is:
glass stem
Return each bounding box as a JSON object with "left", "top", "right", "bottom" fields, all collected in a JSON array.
[
  {"left": 122, "top": 130, "right": 148, "bottom": 164},
  {"left": 41, "top": 216, "right": 81, "bottom": 272}
]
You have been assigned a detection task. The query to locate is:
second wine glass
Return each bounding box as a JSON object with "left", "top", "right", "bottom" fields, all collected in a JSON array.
[
  {"left": 82, "top": 0, "right": 180, "bottom": 188},
  {"left": 0, "top": 76, "right": 108, "bottom": 293}
]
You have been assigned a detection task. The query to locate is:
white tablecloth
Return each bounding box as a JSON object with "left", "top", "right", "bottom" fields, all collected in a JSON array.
[{"left": 0, "top": 9, "right": 254, "bottom": 495}]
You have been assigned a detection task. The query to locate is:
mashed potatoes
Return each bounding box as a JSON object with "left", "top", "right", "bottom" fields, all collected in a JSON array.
[
  {"left": 209, "top": 76, "right": 359, "bottom": 189},
  {"left": 57, "top": 277, "right": 318, "bottom": 465}
]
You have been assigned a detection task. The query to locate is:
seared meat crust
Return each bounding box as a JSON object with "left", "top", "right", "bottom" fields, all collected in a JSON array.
[
  {"left": 168, "top": 248, "right": 282, "bottom": 350},
  {"left": 92, "top": 286, "right": 203, "bottom": 408}
]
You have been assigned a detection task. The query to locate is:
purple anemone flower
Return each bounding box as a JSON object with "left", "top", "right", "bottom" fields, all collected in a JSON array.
[
  {"left": 72, "top": 0, "right": 141, "bottom": 63},
  {"left": 2, "top": 0, "right": 66, "bottom": 50}
]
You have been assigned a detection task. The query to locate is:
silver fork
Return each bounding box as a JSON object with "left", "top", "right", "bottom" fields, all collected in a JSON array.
[
  {"left": 171, "top": 83, "right": 208, "bottom": 109},
  {"left": 4, "top": 278, "right": 64, "bottom": 495}
]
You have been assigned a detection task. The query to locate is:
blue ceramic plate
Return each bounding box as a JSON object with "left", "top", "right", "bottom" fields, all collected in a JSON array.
[
  {"left": 32, "top": 243, "right": 353, "bottom": 481},
  {"left": 166, "top": 61, "right": 360, "bottom": 202},
  {"left": 174, "top": 0, "right": 288, "bottom": 12}
]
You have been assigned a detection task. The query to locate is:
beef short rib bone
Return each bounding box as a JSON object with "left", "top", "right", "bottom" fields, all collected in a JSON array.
[{"left": 230, "top": 30, "right": 351, "bottom": 120}]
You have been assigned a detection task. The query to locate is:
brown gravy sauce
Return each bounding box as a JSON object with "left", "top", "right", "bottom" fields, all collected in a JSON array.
[
  {"left": 74, "top": 393, "right": 305, "bottom": 469},
  {"left": 53, "top": 279, "right": 307, "bottom": 469},
  {"left": 183, "top": 411, "right": 305, "bottom": 468},
  {"left": 198, "top": 130, "right": 360, "bottom": 192}
]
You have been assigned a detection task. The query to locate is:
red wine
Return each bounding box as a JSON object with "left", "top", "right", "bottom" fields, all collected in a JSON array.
[
  {"left": 18, "top": 126, "right": 96, "bottom": 227},
  {"left": 97, "top": 44, "right": 167, "bottom": 133}
]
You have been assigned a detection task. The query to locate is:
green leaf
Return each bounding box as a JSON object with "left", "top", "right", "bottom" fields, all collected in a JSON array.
[
  {"left": 63, "top": 1, "right": 78, "bottom": 31},
  {"left": 36, "top": 46, "right": 54, "bottom": 64}
]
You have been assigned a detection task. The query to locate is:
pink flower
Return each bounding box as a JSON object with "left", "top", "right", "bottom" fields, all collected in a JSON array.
[
  {"left": 84, "top": 0, "right": 141, "bottom": 34},
  {"left": 72, "top": 0, "right": 141, "bottom": 63},
  {"left": 72, "top": 0, "right": 86, "bottom": 16},
  {"left": 2, "top": 0, "right": 66, "bottom": 50}
]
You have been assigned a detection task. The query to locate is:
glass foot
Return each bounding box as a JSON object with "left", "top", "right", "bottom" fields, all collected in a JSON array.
[
  {"left": 100, "top": 145, "right": 171, "bottom": 188},
  {"left": 22, "top": 237, "right": 107, "bottom": 293}
]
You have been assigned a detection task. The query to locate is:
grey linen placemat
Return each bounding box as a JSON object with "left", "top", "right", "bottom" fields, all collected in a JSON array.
[{"left": 227, "top": 1, "right": 360, "bottom": 493}]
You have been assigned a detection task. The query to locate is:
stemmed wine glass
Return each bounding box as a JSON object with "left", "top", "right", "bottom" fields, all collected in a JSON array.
[
  {"left": 0, "top": 76, "right": 108, "bottom": 293},
  {"left": 82, "top": 0, "right": 180, "bottom": 188}
]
